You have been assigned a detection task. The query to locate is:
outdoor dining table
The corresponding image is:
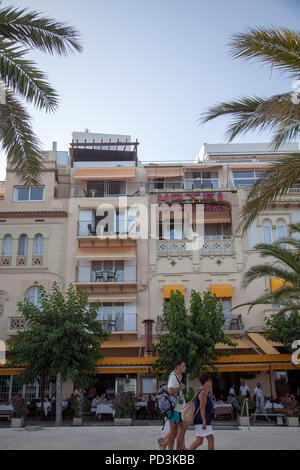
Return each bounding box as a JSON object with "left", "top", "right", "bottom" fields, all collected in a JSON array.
[
  {"left": 96, "top": 403, "right": 115, "bottom": 420},
  {"left": 213, "top": 403, "right": 233, "bottom": 419},
  {"left": 135, "top": 401, "right": 147, "bottom": 410},
  {"left": 0, "top": 404, "right": 13, "bottom": 420}
]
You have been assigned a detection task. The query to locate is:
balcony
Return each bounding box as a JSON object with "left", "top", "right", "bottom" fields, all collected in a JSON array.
[
  {"left": 77, "top": 219, "right": 137, "bottom": 238},
  {"left": 69, "top": 181, "right": 146, "bottom": 198},
  {"left": 157, "top": 237, "right": 235, "bottom": 256},
  {"left": 98, "top": 312, "right": 137, "bottom": 332},
  {"left": 155, "top": 314, "right": 244, "bottom": 333},
  {"left": 76, "top": 264, "right": 137, "bottom": 284}
]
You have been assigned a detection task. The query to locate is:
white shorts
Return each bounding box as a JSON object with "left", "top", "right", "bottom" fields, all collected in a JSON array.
[{"left": 195, "top": 424, "right": 214, "bottom": 438}]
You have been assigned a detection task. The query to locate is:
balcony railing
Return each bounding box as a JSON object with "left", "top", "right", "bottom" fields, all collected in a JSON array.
[
  {"left": 69, "top": 182, "right": 146, "bottom": 198},
  {"left": 157, "top": 236, "right": 234, "bottom": 256},
  {"left": 77, "top": 220, "right": 137, "bottom": 237},
  {"left": 8, "top": 316, "right": 28, "bottom": 334},
  {"left": 155, "top": 314, "right": 244, "bottom": 333},
  {"left": 76, "top": 266, "right": 137, "bottom": 283},
  {"left": 98, "top": 312, "right": 137, "bottom": 332}
]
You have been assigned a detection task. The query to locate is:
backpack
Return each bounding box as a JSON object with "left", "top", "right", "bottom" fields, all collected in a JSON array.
[
  {"left": 156, "top": 373, "right": 180, "bottom": 414},
  {"left": 181, "top": 391, "right": 201, "bottom": 425}
]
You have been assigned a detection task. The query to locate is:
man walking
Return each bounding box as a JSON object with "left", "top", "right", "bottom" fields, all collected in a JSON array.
[
  {"left": 158, "top": 360, "right": 188, "bottom": 450},
  {"left": 254, "top": 384, "right": 271, "bottom": 422}
]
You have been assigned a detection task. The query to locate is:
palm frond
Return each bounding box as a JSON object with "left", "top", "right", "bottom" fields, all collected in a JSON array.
[
  {"left": 199, "top": 93, "right": 300, "bottom": 146},
  {"left": 0, "top": 5, "right": 82, "bottom": 55},
  {"left": 0, "top": 91, "right": 44, "bottom": 185},
  {"left": 240, "top": 153, "right": 300, "bottom": 235},
  {"left": 0, "top": 39, "right": 58, "bottom": 111},
  {"left": 229, "top": 27, "right": 300, "bottom": 78}
]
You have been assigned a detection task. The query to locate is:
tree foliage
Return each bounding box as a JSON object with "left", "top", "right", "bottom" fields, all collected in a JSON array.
[
  {"left": 265, "top": 312, "right": 300, "bottom": 353},
  {"left": 6, "top": 281, "right": 109, "bottom": 388},
  {"left": 151, "top": 290, "right": 237, "bottom": 381}
]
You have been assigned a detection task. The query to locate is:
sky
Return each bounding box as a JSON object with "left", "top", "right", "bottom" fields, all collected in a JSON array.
[{"left": 0, "top": 0, "right": 299, "bottom": 179}]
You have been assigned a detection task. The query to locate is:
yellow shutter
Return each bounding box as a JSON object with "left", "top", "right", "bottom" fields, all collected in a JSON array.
[
  {"left": 163, "top": 285, "right": 185, "bottom": 298},
  {"left": 210, "top": 284, "right": 233, "bottom": 297}
]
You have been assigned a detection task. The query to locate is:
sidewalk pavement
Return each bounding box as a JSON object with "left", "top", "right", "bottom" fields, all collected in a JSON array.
[{"left": 0, "top": 426, "right": 299, "bottom": 450}]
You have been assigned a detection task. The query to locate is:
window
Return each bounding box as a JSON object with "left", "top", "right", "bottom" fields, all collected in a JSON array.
[
  {"left": 276, "top": 220, "right": 287, "bottom": 248},
  {"left": 33, "top": 234, "right": 44, "bottom": 255},
  {"left": 2, "top": 234, "right": 12, "bottom": 255},
  {"left": 25, "top": 286, "right": 43, "bottom": 308},
  {"left": 217, "top": 298, "right": 232, "bottom": 329},
  {"left": 14, "top": 186, "right": 45, "bottom": 201},
  {"left": 142, "top": 378, "right": 157, "bottom": 394},
  {"left": 231, "top": 170, "right": 263, "bottom": 188},
  {"left": 0, "top": 375, "right": 10, "bottom": 401},
  {"left": 18, "top": 234, "right": 28, "bottom": 256},
  {"left": 115, "top": 378, "right": 137, "bottom": 397},
  {"left": 262, "top": 220, "right": 273, "bottom": 244},
  {"left": 184, "top": 171, "right": 219, "bottom": 189},
  {"left": 11, "top": 375, "right": 23, "bottom": 398}
]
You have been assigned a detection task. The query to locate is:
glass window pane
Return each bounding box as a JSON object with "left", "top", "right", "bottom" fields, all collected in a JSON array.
[
  {"left": 232, "top": 171, "right": 254, "bottom": 178},
  {"left": 0, "top": 376, "right": 10, "bottom": 401},
  {"left": 18, "top": 235, "right": 28, "bottom": 256},
  {"left": 34, "top": 234, "right": 44, "bottom": 255},
  {"left": 15, "top": 187, "right": 29, "bottom": 201},
  {"left": 30, "top": 187, "right": 44, "bottom": 201},
  {"left": 263, "top": 225, "right": 272, "bottom": 244},
  {"left": 2, "top": 235, "right": 12, "bottom": 255}
]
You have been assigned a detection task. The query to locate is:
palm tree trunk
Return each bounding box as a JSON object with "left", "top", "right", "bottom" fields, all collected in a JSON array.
[{"left": 55, "top": 372, "right": 62, "bottom": 426}]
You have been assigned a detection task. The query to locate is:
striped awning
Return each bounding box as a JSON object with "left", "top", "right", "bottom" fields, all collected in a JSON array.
[
  {"left": 73, "top": 168, "right": 136, "bottom": 180},
  {"left": 147, "top": 167, "right": 183, "bottom": 178},
  {"left": 270, "top": 278, "right": 293, "bottom": 292},
  {"left": 75, "top": 246, "right": 136, "bottom": 261}
]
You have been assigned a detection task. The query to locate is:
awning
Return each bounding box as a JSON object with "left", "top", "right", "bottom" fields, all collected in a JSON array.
[
  {"left": 88, "top": 294, "right": 137, "bottom": 302},
  {"left": 75, "top": 246, "right": 136, "bottom": 261},
  {"left": 101, "top": 340, "right": 144, "bottom": 349},
  {"left": 73, "top": 168, "right": 136, "bottom": 180},
  {"left": 270, "top": 278, "right": 293, "bottom": 292},
  {"left": 0, "top": 369, "right": 22, "bottom": 376},
  {"left": 204, "top": 208, "right": 231, "bottom": 224},
  {"left": 211, "top": 284, "right": 233, "bottom": 297},
  {"left": 147, "top": 167, "right": 183, "bottom": 178},
  {"left": 164, "top": 285, "right": 185, "bottom": 298},
  {"left": 248, "top": 333, "right": 279, "bottom": 355}
]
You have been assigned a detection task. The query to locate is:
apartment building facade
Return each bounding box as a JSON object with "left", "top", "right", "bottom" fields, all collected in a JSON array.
[{"left": 0, "top": 135, "right": 299, "bottom": 401}]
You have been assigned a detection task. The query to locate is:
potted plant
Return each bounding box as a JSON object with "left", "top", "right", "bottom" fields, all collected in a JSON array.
[
  {"left": 113, "top": 397, "right": 135, "bottom": 426},
  {"left": 280, "top": 394, "right": 299, "bottom": 426},
  {"left": 10, "top": 395, "right": 26, "bottom": 427}
]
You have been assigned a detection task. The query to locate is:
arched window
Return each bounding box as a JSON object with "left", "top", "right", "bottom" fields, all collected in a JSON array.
[
  {"left": 2, "top": 234, "right": 12, "bottom": 255},
  {"left": 18, "top": 234, "right": 28, "bottom": 256},
  {"left": 276, "top": 220, "right": 287, "bottom": 248},
  {"left": 262, "top": 220, "right": 273, "bottom": 244},
  {"left": 33, "top": 234, "right": 44, "bottom": 255},
  {"left": 25, "top": 286, "right": 43, "bottom": 308}
]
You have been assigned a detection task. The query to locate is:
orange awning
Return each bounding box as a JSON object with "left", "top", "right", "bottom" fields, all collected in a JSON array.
[
  {"left": 75, "top": 246, "right": 136, "bottom": 260},
  {"left": 147, "top": 167, "right": 183, "bottom": 178},
  {"left": 211, "top": 284, "right": 233, "bottom": 297},
  {"left": 164, "top": 285, "right": 185, "bottom": 298},
  {"left": 88, "top": 293, "right": 137, "bottom": 302},
  {"left": 204, "top": 209, "right": 231, "bottom": 223},
  {"left": 270, "top": 278, "right": 293, "bottom": 292},
  {"left": 73, "top": 168, "right": 136, "bottom": 180},
  {"left": 248, "top": 333, "right": 279, "bottom": 355}
]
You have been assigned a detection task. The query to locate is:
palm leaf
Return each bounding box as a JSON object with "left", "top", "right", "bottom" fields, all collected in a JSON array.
[
  {"left": 229, "top": 27, "right": 300, "bottom": 78},
  {"left": 0, "top": 38, "right": 58, "bottom": 111},
  {"left": 0, "top": 91, "right": 44, "bottom": 185},
  {"left": 239, "top": 153, "right": 300, "bottom": 235},
  {"left": 0, "top": 5, "right": 82, "bottom": 55}
]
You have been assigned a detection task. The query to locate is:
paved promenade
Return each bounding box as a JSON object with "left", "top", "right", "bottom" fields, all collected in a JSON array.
[{"left": 0, "top": 426, "right": 300, "bottom": 450}]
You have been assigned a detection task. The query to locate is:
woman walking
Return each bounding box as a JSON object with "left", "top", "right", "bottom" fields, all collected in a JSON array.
[{"left": 188, "top": 373, "right": 215, "bottom": 451}]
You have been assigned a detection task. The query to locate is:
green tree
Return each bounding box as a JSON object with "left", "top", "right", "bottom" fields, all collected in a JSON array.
[
  {"left": 6, "top": 282, "right": 109, "bottom": 426},
  {"left": 151, "top": 290, "right": 237, "bottom": 390},
  {"left": 264, "top": 311, "right": 300, "bottom": 353},
  {"left": 0, "top": 4, "right": 82, "bottom": 185},
  {"left": 199, "top": 27, "right": 300, "bottom": 234}
]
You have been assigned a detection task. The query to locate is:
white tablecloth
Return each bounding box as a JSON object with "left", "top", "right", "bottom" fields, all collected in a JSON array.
[
  {"left": 135, "top": 401, "right": 147, "bottom": 410},
  {"left": 96, "top": 404, "right": 115, "bottom": 417},
  {"left": 36, "top": 402, "right": 52, "bottom": 415},
  {"left": 214, "top": 403, "right": 233, "bottom": 409},
  {"left": 0, "top": 405, "right": 13, "bottom": 410},
  {"left": 265, "top": 403, "right": 283, "bottom": 409}
]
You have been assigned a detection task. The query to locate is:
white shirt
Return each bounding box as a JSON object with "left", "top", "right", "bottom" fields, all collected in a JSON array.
[
  {"left": 167, "top": 373, "right": 186, "bottom": 412},
  {"left": 240, "top": 385, "right": 249, "bottom": 396},
  {"left": 229, "top": 387, "right": 235, "bottom": 396}
]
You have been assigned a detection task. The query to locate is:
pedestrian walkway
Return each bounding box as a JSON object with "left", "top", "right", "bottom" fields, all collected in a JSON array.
[{"left": 0, "top": 426, "right": 299, "bottom": 450}]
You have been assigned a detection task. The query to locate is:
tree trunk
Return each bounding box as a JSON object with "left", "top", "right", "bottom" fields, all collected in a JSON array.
[
  {"left": 55, "top": 372, "right": 62, "bottom": 426},
  {"left": 40, "top": 375, "right": 45, "bottom": 421}
]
